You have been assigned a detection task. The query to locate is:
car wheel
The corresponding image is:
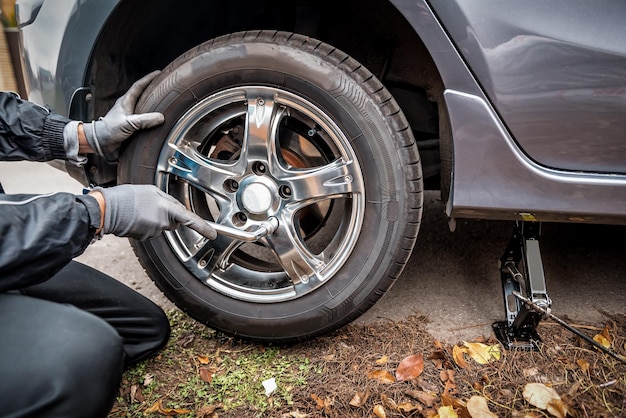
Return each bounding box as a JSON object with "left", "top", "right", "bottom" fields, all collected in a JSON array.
[{"left": 118, "top": 31, "right": 423, "bottom": 342}]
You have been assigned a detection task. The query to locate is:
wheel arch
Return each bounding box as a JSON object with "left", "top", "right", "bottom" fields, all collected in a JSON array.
[
  {"left": 87, "top": 0, "right": 446, "bottom": 104},
  {"left": 83, "top": 0, "right": 452, "bottom": 189}
]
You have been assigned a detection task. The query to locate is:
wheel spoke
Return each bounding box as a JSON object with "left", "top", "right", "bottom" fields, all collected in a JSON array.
[
  {"left": 163, "top": 142, "right": 239, "bottom": 201},
  {"left": 264, "top": 215, "right": 327, "bottom": 291},
  {"left": 279, "top": 159, "right": 363, "bottom": 209},
  {"left": 239, "top": 92, "right": 284, "bottom": 167}
]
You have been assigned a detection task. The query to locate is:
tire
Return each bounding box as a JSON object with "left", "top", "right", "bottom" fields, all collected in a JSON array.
[{"left": 118, "top": 31, "right": 423, "bottom": 343}]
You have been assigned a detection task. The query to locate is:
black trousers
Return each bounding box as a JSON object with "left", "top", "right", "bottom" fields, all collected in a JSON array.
[{"left": 0, "top": 261, "right": 170, "bottom": 418}]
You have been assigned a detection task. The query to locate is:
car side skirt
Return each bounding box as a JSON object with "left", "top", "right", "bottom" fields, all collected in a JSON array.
[{"left": 445, "top": 89, "right": 626, "bottom": 225}]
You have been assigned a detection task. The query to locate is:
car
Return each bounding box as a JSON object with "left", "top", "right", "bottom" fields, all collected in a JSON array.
[{"left": 15, "top": 0, "right": 626, "bottom": 344}]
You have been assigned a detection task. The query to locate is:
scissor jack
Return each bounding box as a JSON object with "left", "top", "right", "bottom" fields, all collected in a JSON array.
[
  {"left": 492, "top": 222, "right": 626, "bottom": 363},
  {"left": 492, "top": 222, "right": 548, "bottom": 350}
]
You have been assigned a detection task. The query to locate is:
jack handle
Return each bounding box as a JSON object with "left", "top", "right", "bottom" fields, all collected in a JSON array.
[{"left": 513, "top": 291, "right": 626, "bottom": 365}]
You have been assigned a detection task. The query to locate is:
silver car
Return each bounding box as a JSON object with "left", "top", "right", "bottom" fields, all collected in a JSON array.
[{"left": 15, "top": 0, "right": 626, "bottom": 344}]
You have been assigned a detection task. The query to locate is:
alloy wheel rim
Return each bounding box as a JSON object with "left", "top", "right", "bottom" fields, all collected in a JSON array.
[{"left": 155, "top": 86, "right": 365, "bottom": 303}]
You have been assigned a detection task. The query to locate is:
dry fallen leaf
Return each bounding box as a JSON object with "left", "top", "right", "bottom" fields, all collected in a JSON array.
[
  {"left": 566, "top": 381, "right": 582, "bottom": 399},
  {"left": 199, "top": 367, "right": 217, "bottom": 384},
  {"left": 417, "top": 378, "right": 440, "bottom": 394},
  {"left": 435, "top": 405, "right": 459, "bottom": 418},
  {"left": 368, "top": 369, "right": 397, "bottom": 384},
  {"left": 593, "top": 334, "right": 611, "bottom": 349},
  {"left": 523, "top": 382, "right": 558, "bottom": 408},
  {"left": 441, "top": 370, "right": 458, "bottom": 397},
  {"left": 443, "top": 380, "right": 458, "bottom": 397},
  {"left": 197, "top": 355, "right": 210, "bottom": 364},
  {"left": 398, "top": 401, "right": 422, "bottom": 413},
  {"left": 466, "top": 395, "right": 497, "bottom": 418},
  {"left": 311, "top": 394, "right": 325, "bottom": 410},
  {"left": 440, "top": 369, "right": 455, "bottom": 383},
  {"left": 601, "top": 324, "right": 613, "bottom": 341},
  {"left": 196, "top": 403, "right": 222, "bottom": 418},
  {"left": 548, "top": 399, "right": 569, "bottom": 418},
  {"left": 376, "top": 355, "right": 389, "bottom": 365},
  {"left": 396, "top": 354, "right": 425, "bottom": 381},
  {"left": 144, "top": 399, "right": 191, "bottom": 416},
  {"left": 311, "top": 394, "right": 334, "bottom": 414},
  {"left": 523, "top": 383, "right": 569, "bottom": 418},
  {"left": 129, "top": 385, "right": 144, "bottom": 403},
  {"left": 349, "top": 391, "right": 369, "bottom": 408},
  {"left": 373, "top": 404, "right": 387, "bottom": 418},
  {"left": 441, "top": 393, "right": 465, "bottom": 409},
  {"left": 463, "top": 342, "right": 501, "bottom": 365},
  {"left": 429, "top": 350, "right": 447, "bottom": 369},
  {"left": 576, "top": 358, "right": 590, "bottom": 373},
  {"left": 523, "top": 367, "right": 548, "bottom": 384},
  {"left": 143, "top": 373, "right": 154, "bottom": 387},
  {"left": 381, "top": 394, "right": 398, "bottom": 411},
  {"left": 592, "top": 324, "right": 613, "bottom": 349},
  {"left": 472, "top": 381, "right": 483, "bottom": 391},
  {"left": 281, "top": 411, "right": 308, "bottom": 418},
  {"left": 405, "top": 389, "right": 437, "bottom": 408},
  {"left": 453, "top": 345, "right": 469, "bottom": 369}
]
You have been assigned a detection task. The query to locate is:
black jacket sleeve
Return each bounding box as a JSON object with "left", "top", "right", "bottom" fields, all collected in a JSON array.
[
  {"left": 0, "top": 92, "right": 70, "bottom": 161},
  {"left": 0, "top": 92, "right": 100, "bottom": 290},
  {"left": 0, "top": 192, "right": 101, "bottom": 291}
]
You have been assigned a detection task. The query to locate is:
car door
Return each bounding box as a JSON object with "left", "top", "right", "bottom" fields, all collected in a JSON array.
[{"left": 429, "top": 0, "right": 626, "bottom": 174}]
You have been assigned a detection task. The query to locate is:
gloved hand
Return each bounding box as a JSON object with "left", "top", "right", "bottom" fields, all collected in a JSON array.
[
  {"left": 92, "top": 184, "right": 217, "bottom": 241},
  {"left": 83, "top": 71, "right": 165, "bottom": 162}
]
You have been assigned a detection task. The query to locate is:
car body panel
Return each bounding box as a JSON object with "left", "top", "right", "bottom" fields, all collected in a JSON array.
[
  {"left": 428, "top": 0, "right": 626, "bottom": 174},
  {"left": 16, "top": 0, "right": 626, "bottom": 225},
  {"left": 16, "top": 0, "right": 118, "bottom": 115}
]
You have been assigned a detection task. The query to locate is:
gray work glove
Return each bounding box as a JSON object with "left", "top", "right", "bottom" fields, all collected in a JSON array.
[
  {"left": 93, "top": 184, "right": 217, "bottom": 241},
  {"left": 83, "top": 71, "right": 165, "bottom": 162}
]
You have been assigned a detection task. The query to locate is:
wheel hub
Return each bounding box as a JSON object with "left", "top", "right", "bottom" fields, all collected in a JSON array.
[
  {"left": 237, "top": 175, "right": 279, "bottom": 218},
  {"left": 241, "top": 182, "right": 273, "bottom": 214}
]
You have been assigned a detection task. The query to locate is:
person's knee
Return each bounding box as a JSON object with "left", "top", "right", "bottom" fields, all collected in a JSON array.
[
  {"left": 153, "top": 307, "right": 171, "bottom": 349},
  {"left": 124, "top": 306, "right": 171, "bottom": 367},
  {"left": 51, "top": 313, "right": 124, "bottom": 416},
  {"left": 0, "top": 296, "right": 124, "bottom": 417}
]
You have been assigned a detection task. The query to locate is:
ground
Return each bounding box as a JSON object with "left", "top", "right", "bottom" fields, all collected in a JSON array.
[{"left": 109, "top": 310, "right": 625, "bottom": 418}]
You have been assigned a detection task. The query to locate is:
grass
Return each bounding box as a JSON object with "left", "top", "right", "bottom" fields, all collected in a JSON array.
[{"left": 110, "top": 311, "right": 318, "bottom": 417}]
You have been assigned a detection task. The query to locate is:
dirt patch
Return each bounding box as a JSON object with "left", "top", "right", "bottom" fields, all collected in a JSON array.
[{"left": 110, "top": 311, "right": 625, "bottom": 417}]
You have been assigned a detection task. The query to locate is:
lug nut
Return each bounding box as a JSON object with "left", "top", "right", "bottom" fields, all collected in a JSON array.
[{"left": 280, "top": 185, "right": 292, "bottom": 198}]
